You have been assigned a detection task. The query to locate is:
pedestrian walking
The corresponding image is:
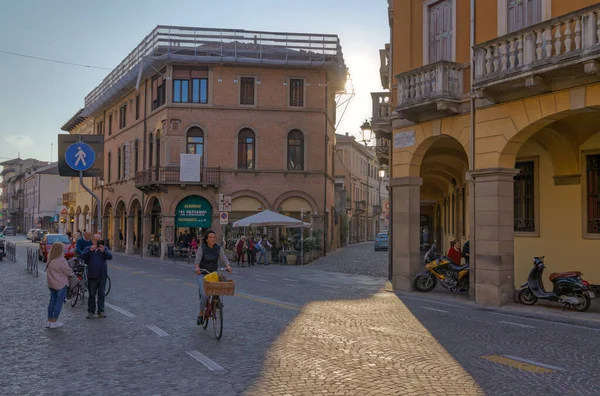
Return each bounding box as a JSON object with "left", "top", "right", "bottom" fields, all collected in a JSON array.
[
  {"left": 256, "top": 234, "right": 272, "bottom": 265},
  {"left": 45, "top": 242, "right": 74, "bottom": 329},
  {"left": 80, "top": 234, "right": 112, "bottom": 319},
  {"left": 235, "top": 236, "right": 247, "bottom": 267},
  {"left": 247, "top": 236, "right": 256, "bottom": 266}
]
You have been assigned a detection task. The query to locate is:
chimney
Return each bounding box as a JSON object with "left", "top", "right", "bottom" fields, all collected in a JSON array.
[{"left": 345, "top": 132, "right": 349, "bottom": 136}]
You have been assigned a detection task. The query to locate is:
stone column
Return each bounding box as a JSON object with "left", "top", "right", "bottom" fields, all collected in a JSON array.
[
  {"left": 390, "top": 176, "right": 422, "bottom": 292},
  {"left": 125, "top": 215, "right": 135, "bottom": 254},
  {"left": 112, "top": 215, "right": 120, "bottom": 252},
  {"left": 102, "top": 216, "right": 110, "bottom": 240},
  {"left": 141, "top": 215, "right": 152, "bottom": 257},
  {"left": 468, "top": 168, "right": 519, "bottom": 307},
  {"left": 160, "top": 215, "right": 175, "bottom": 260}
]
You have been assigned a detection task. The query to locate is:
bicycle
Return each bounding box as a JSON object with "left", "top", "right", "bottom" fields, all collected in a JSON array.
[
  {"left": 199, "top": 268, "right": 235, "bottom": 340},
  {"left": 69, "top": 259, "right": 111, "bottom": 306}
]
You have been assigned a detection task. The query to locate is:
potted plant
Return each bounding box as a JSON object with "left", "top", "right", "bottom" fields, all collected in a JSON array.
[{"left": 286, "top": 250, "right": 297, "bottom": 265}]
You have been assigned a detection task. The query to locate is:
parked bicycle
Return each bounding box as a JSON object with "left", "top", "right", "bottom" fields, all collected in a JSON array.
[
  {"left": 199, "top": 268, "right": 235, "bottom": 340},
  {"left": 68, "top": 258, "right": 111, "bottom": 307}
]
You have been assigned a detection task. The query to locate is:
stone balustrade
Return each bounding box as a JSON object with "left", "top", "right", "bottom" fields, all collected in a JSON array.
[
  {"left": 371, "top": 92, "right": 392, "bottom": 123},
  {"left": 474, "top": 4, "right": 600, "bottom": 85},
  {"left": 396, "top": 61, "right": 463, "bottom": 108}
]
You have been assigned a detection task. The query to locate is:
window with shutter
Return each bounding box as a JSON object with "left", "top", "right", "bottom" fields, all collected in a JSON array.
[
  {"left": 428, "top": 0, "right": 453, "bottom": 63},
  {"left": 507, "top": 0, "right": 541, "bottom": 33}
]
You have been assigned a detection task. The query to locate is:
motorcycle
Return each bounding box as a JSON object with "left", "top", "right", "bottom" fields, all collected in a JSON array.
[
  {"left": 413, "top": 243, "right": 469, "bottom": 293},
  {"left": 518, "top": 256, "right": 594, "bottom": 312}
]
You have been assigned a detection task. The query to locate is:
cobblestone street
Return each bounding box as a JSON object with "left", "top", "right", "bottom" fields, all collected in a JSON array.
[{"left": 1, "top": 236, "right": 599, "bottom": 395}]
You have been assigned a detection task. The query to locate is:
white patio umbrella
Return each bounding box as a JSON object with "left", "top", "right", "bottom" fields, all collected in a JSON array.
[
  {"left": 232, "top": 210, "right": 311, "bottom": 265},
  {"left": 232, "top": 210, "right": 311, "bottom": 228}
]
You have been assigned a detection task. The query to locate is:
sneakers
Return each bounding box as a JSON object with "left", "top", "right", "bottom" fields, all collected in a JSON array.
[
  {"left": 86, "top": 312, "right": 94, "bottom": 319},
  {"left": 50, "top": 321, "right": 64, "bottom": 329},
  {"left": 197, "top": 311, "right": 204, "bottom": 326},
  {"left": 44, "top": 321, "right": 51, "bottom": 328},
  {"left": 97, "top": 312, "right": 106, "bottom": 319}
]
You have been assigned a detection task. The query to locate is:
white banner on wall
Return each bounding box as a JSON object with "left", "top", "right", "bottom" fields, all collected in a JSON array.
[{"left": 180, "top": 154, "right": 201, "bottom": 182}]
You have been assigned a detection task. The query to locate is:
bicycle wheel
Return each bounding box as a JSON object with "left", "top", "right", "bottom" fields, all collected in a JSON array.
[
  {"left": 71, "top": 286, "right": 79, "bottom": 307},
  {"left": 104, "top": 276, "right": 111, "bottom": 297},
  {"left": 202, "top": 298, "right": 210, "bottom": 330},
  {"left": 80, "top": 282, "right": 87, "bottom": 305},
  {"left": 212, "top": 297, "right": 223, "bottom": 340}
]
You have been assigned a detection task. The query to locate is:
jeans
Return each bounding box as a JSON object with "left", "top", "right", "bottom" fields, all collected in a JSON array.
[
  {"left": 196, "top": 274, "right": 206, "bottom": 312},
  {"left": 257, "top": 250, "right": 269, "bottom": 265},
  {"left": 48, "top": 286, "right": 67, "bottom": 320},
  {"left": 248, "top": 250, "right": 256, "bottom": 265},
  {"left": 88, "top": 277, "right": 107, "bottom": 314}
]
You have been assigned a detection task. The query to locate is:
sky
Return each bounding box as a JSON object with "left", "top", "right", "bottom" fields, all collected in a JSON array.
[{"left": 0, "top": 0, "right": 389, "bottom": 163}]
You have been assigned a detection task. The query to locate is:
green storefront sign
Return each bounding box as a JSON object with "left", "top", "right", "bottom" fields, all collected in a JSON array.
[{"left": 175, "top": 196, "right": 212, "bottom": 228}]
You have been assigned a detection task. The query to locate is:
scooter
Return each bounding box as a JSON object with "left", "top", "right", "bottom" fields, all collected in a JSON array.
[{"left": 518, "top": 256, "right": 594, "bottom": 312}]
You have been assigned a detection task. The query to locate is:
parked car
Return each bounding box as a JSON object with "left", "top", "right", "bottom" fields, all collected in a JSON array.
[
  {"left": 27, "top": 228, "right": 40, "bottom": 240},
  {"left": 374, "top": 232, "right": 389, "bottom": 251},
  {"left": 39, "top": 234, "right": 75, "bottom": 262},
  {"left": 3, "top": 226, "right": 16, "bottom": 236},
  {"left": 32, "top": 229, "right": 48, "bottom": 243}
]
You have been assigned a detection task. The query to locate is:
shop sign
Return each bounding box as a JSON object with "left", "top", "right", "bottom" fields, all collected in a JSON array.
[{"left": 175, "top": 195, "right": 212, "bottom": 228}]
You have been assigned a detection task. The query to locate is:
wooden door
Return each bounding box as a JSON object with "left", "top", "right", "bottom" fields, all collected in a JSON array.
[
  {"left": 429, "top": 0, "right": 453, "bottom": 63},
  {"left": 507, "top": 0, "right": 541, "bottom": 33}
]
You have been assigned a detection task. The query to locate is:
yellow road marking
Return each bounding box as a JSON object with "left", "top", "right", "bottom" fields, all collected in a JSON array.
[
  {"left": 163, "top": 278, "right": 178, "bottom": 282},
  {"left": 184, "top": 283, "right": 196, "bottom": 288},
  {"left": 143, "top": 274, "right": 161, "bottom": 278},
  {"left": 481, "top": 355, "right": 553, "bottom": 373},
  {"left": 131, "top": 271, "right": 146, "bottom": 274},
  {"left": 109, "top": 265, "right": 124, "bottom": 270},
  {"left": 234, "top": 294, "right": 301, "bottom": 311}
]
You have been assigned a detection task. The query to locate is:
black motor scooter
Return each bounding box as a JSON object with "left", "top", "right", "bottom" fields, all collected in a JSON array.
[{"left": 518, "top": 256, "right": 593, "bottom": 312}]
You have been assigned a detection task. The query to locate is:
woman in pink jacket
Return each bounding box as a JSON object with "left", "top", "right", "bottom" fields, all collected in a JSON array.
[{"left": 45, "top": 242, "right": 74, "bottom": 329}]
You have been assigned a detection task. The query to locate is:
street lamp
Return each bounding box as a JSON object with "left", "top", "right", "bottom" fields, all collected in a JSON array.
[{"left": 360, "top": 119, "right": 373, "bottom": 146}]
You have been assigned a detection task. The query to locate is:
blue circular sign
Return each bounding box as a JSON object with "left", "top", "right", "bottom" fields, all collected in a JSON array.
[{"left": 65, "top": 142, "right": 96, "bottom": 172}]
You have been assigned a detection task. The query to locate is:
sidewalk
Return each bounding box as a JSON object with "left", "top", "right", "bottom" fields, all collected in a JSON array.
[{"left": 387, "top": 282, "right": 600, "bottom": 330}]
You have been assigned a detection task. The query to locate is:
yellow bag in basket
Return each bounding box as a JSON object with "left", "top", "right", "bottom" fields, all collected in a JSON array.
[{"left": 204, "top": 272, "right": 219, "bottom": 282}]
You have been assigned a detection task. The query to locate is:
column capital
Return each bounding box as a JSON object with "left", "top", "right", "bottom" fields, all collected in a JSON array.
[
  {"left": 389, "top": 176, "right": 422, "bottom": 187},
  {"left": 467, "top": 168, "right": 520, "bottom": 182},
  {"left": 127, "top": 214, "right": 136, "bottom": 219}
]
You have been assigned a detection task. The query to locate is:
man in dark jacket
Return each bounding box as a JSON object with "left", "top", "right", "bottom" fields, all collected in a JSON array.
[
  {"left": 81, "top": 234, "right": 112, "bottom": 319},
  {"left": 76, "top": 231, "right": 93, "bottom": 257}
]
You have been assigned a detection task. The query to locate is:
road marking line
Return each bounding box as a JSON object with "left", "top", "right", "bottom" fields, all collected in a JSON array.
[
  {"left": 285, "top": 283, "right": 298, "bottom": 287},
  {"left": 235, "top": 292, "right": 301, "bottom": 311},
  {"left": 502, "top": 355, "right": 565, "bottom": 371},
  {"left": 254, "top": 274, "right": 265, "bottom": 278},
  {"left": 105, "top": 303, "right": 135, "bottom": 318},
  {"left": 499, "top": 321, "right": 535, "bottom": 329},
  {"left": 145, "top": 274, "right": 161, "bottom": 278},
  {"left": 283, "top": 278, "right": 298, "bottom": 282},
  {"left": 131, "top": 271, "right": 147, "bottom": 274},
  {"left": 256, "top": 279, "right": 268, "bottom": 282},
  {"left": 145, "top": 325, "right": 169, "bottom": 337},
  {"left": 319, "top": 284, "right": 337, "bottom": 289},
  {"left": 184, "top": 283, "right": 196, "bottom": 288},
  {"left": 162, "top": 278, "right": 178, "bottom": 282},
  {"left": 420, "top": 306, "right": 448, "bottom": 313},
  {"left": 481, "top": 355, "right": 558, "bottom": 373},
  {"left": 109, "top": 265, "right": 125, "bottom": 271},
  {"left": 186, "top": 350, "right": 224, "bottom": 371}
]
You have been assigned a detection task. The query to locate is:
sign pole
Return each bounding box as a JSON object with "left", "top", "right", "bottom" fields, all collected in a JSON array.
[{"left": 75, "top": 135, "right": 102, "bottom": 236}]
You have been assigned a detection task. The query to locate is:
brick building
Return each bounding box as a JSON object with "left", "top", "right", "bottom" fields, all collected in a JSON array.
[{"left": 69, "top": 26, "right": 346, "bottom": 258}]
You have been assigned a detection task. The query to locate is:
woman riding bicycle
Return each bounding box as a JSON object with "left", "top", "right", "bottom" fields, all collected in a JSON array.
[{"left": 194, "top": 230, "right": 232, "bottom": 325}]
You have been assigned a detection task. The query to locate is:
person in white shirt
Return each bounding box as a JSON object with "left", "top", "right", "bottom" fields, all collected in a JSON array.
[{"left": 256, "top": 235, "right": 272, "bottom": 265}]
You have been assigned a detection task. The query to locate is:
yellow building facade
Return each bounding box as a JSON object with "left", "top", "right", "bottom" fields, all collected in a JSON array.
[{"left": 375, "top": 0, "right": 600, "bottom": 306}]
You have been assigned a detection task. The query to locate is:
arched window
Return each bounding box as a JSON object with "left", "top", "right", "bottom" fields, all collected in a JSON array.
[
  {"left": 107, "top": 152, "right": 112, "bottom": 183},
  {"left": 287, "top": 129, "right": 304, "bottom": 170},
  {"left": 117, "top": 147, "right": 122, "bottom": 180},
  {"left": 148, "top": 132, "right": 153, "bottom": 168},
  {"left": 186, "top": 127, "right": 204, "bottom": 165},
  {"left": 238, "top": 128, "right": 255, "bottom": 169}
]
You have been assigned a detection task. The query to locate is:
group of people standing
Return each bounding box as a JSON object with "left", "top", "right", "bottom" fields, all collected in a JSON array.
[
  {"left": 44, "top": 231, "right": 112, "bottom": 329},
  {"left": 234, "top": 235, "right": 273, "bottom": 267}
]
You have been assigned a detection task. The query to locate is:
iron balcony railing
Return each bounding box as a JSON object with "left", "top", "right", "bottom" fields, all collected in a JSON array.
[
  {"left": 84, "top": 25, "right": 345, "bottom": 112},
  {"left": 135, "top": 166, "right": 221, "bottom": 187}
]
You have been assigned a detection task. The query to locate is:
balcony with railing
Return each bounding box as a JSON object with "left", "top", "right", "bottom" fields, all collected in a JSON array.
[
  {"left": 395, "top": 61, "right": 464, "bottom": 123},
  {"left": 374, "top": 137, "right": 390, "bottom": 166},
  {"left": 473, "top": 4, "right": 600, "bottom": 102},
  {"left": 62, "top": 192, "right": 76, "bottom": 207},
  {"left": 135, "top": 166, "right": 220, "bottom": 193}
]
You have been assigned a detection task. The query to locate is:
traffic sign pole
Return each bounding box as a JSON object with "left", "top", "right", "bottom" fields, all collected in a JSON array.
[{"left": 73, "top": 135, "right": 102, "bottom": 236}]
